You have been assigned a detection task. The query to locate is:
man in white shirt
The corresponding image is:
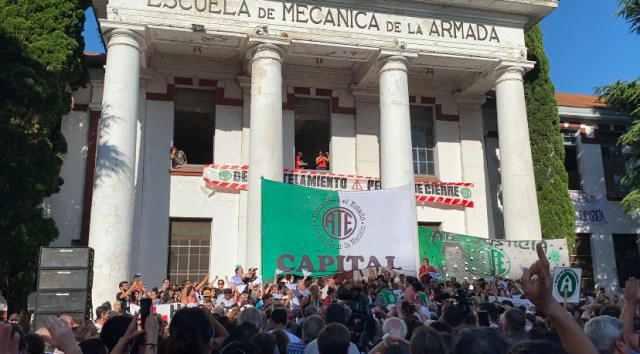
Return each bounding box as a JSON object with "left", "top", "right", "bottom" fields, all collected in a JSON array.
[
  {"left": 217, "top": 288, "right": 235, "bottom": 308},
  {"left": 94, "top": 306, "right": 109, "bottom": 333}
]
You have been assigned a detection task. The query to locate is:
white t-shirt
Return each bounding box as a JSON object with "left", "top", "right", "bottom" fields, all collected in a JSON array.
[
  {"left": 217, "top": 294, "right": 235, "bottom": 308},
  {"left": 304, "top": 338, "right": 359, "bottom": 354}
]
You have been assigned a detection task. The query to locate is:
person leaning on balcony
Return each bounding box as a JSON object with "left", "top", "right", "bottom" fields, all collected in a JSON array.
[
  {"left": 169, "top": 146, "right": 187, "bottom": 168},
  {"left": 316, "top": 151, "right": 329, "bottom": 170}
]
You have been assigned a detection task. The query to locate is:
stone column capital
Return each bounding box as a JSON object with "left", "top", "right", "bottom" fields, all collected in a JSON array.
[
  {"left": 494, "top": 61, "right": 534, "bottom": 85},
  {"left": 378, "top": 55, "right": 410, "bottom": 76},
  {"left": 246, "top": 41, "right": 288, "bottom": 63},
  {"left": 102, "top": 27, "right": 147, "bottom": 52}
]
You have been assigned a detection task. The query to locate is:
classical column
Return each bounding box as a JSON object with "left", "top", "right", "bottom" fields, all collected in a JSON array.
[
  {"left": 246, "top": 43, "right": 284, "bottom": 270},
  {"left": 494, "top": 65, "right": 542, "bottom": 240},
  {"left": 88, "top": 28, "right": 143, "bottom": 305},
  {"left": 378, "top": 56, "right": 414, "bottom": 188},
  {"left": 236, "top": 76, "right": 251, "bottom": 267},
  {"left": 378, "top": 55, "right": 420, "bottom": 274}
]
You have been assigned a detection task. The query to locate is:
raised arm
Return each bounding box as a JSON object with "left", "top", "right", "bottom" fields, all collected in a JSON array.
[
  {"left": 195, "top": 274, "right": 209, "bottom": 291},
  {"left": 521, "top": 243, "right": 598, "bottom": 354},
  {"left": 622, "top": 278, "right": 640, "bottom": 352},
  {"left": 298, "top": 275, "right": 308, "bottom": 290},
  {"left": 118, "top": 283, "right": 136, "bottom": 300}
]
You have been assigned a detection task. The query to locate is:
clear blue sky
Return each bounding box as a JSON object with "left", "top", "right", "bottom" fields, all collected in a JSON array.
[
  {"left": 82, "top": 1, "right": 640, "bottom": 95},
  {"left": 540, "top": 0, "right": 640, "bottom": 94}
]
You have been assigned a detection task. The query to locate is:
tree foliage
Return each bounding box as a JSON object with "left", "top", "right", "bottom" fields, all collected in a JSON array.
[
  {"left": 597, "top": 80, "right": 640, "bottom": 212},
  {"left": 523, "top": 25, "right": 576, "bottom": 247},
  {"left": 617, "top": 0, "right": 640, "bottom": 34},
  {"left": 0, "top": 0, "right": 88, "bottom": 311}
]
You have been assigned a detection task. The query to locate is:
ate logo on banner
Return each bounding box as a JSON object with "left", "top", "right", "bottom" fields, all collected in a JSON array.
[
  {"left": 323, "top": 207, "right": 358, "bottom": 240},
  {"left": 313, "top": 198, "right": 366, "bottom": 249},
  {"left": 487, "top": 247, "right": 511, "bottom": 276},
  {"left": 552, "top": 267, "right": 581, "bottom": 303}
]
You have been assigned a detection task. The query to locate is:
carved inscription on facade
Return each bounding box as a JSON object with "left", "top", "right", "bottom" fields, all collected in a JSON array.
[{"left": 147, "top": 0, "right": 501, "bottom": 42}]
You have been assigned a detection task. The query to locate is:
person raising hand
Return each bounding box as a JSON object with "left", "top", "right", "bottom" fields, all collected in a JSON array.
[{"left": 521, "top": 243, "right": 598, "bottom": 354}]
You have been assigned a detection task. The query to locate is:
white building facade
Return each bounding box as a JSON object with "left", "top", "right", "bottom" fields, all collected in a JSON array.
[{"left": 43, "top": 0, "right": 636, "bottom": 305}]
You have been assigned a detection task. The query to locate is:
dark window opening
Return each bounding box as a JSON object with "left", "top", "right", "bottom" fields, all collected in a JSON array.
[
  {"left": 600, "top": 131, "right": 628, "bottom": 197},
  {"left": 564, "top": 146, "right": 581, "bottom": 190},
  {"left": 410, "top": 106, "right": 435, "bottom": 176},
  {"left": 168, "top": 219, "right": 211, "bottom": 285},
  {"left": 294, "top": 97, "right": 330, "bottom": 170},
  {"left": 570, "top": 233, "right": 594, "bottom": 292},
  {"left": 562, "top": 129, "right": 581, "bottom": 190},
  {"left": 174, "top": 88, "right": 215, "bottom": 165},
  {"left": 613, "top": 234, "right": 640, "bottom": 285}
]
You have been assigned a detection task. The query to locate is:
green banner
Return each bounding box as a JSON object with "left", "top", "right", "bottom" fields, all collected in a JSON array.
[
  {"left": 261, "top": 179, "right": 417, "bottom": 279},
  {"left": 418, "top": 228, "right": 569, "bottom": 280}
]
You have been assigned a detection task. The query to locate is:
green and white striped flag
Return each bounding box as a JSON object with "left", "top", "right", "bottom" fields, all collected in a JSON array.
[{"left": 261, "top": 179, "right": 417, "bottom": 278}]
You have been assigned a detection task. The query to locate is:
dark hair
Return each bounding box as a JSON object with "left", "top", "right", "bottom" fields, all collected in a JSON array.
[
  {"left": 272, "top": 329, "right": 290, "bottom": 354},
  {"left": 325, "top": 304, "right": 347, "bottom": 325},
  {"left": 410, "top": 326, "right": 447, "bottom": 354},
  {"left": 24, "top": 333, "right": 45, "bottom": 354},
  {"left": 506, "top": 339, "right": 567, "bottom": 354},
  {"left": 404, "top": 315, "right": 423, "bottom": 341},
  {"left": 501, "top": 300, "right": 514, "bottom": 307},
  {"left": 118, "top": 281, "right": 128, "bottom": 288},
  {"left": 100, "top": 315, "right": 133, "bottom": 351},
  {"left": 270, "top": 308, "right": 287, "bottom": 325},
  {"left": 167, "top": 307, "right": 213, "bottom": 354},
  {"left": 318, "top": 323, "right": 351, "bottom": 354},
  {"left": 79, "top": 338, "right": 108, "bottom": 354},
  {"left": 478, "top": 302, "right": 499, "bottom": 323},
  {"left": 600, "top": 304, "right": 621, "bottom": 318},
  {"left": 221, "top": 341, "right": 257, "bottom": 354},
  {"left": 455, "top": 328, "right": 508, "bottom": 354},
  {"left": 250, "top": 333, "right": 276, "bottom": 354},
  {"left": 429, "top": 321, "right": 452, "bottom": 333},
  {"left": 96, "top": 306, "right": 109, "bottom": 320},
  {"left": 443, "top": 305, "right": 464, "bottom": 328},
  {"left": 527, "top": 328, "right": 562, "bottom": 345},
  {"left": 231, "top": 322, "right": 259, "bottom": 342},
  {"left": 503, "top": 309, "right": 526, "bottom": 336}
]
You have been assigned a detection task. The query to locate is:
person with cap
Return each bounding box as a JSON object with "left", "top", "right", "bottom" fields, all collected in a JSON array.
[
  {"left": 203, "top": 289, "right": 213, "bottom": 303},
  {"left": 230, "top": 265, "right": 245, "bottom": 287},
  {"left": 202, "top": 289, "right": 214, "bottom": 311}
]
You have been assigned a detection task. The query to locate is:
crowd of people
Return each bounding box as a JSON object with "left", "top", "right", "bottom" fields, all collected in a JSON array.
[{"left": 1, "top": 244, "right": 639, "bottom": 354}]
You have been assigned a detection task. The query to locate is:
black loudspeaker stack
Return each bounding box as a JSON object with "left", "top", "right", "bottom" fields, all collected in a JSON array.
[{"left": 33, "top": 247, "right": 94, "bottom": 330}]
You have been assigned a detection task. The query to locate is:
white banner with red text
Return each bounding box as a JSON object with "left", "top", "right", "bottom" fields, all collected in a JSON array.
[{"left": 202, "top": 164, "right": 474, "bottom": 208}]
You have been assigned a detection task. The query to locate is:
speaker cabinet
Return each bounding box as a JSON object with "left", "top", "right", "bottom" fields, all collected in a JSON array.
[
  {"left": 39, "top": 248, "right": 94, "bottom": 269},
  {"left": 38, "top": 269, "right": 91, "bottom": 290},
  {"left": 35, "top": 247, "right": 94, "bottom": 322}
]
